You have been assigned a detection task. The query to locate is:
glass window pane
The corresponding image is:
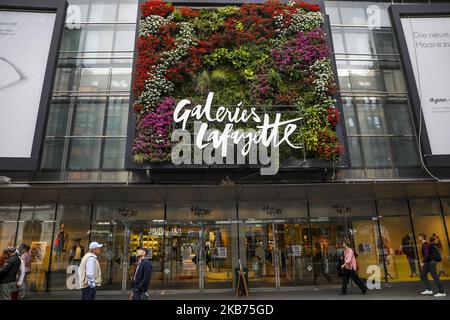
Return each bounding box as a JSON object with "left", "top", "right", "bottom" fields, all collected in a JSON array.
[
  {"left": 372, "top": 29, "right": 398, "bottom": 55},
  {"left": 72, "top": 98, "right": 106, "bottom": 136},
  {"left": 114, "top": 28, "right": 136, "bottom": 52},
  {"left": 48, "top": 205, "right": 92, "bottom": 291},
  {"left": 385, "top": 99, "right": 415, "bottom": 135},
  {"left": 0, "top": 205, "right": 19, "bottom": 250},
  {"left": 102, "top": 138, "right": 125, "bottom": 169},
  {"left": 377, "top": 199, "right": 409, "bottom": 216},
  {"left": 89, "top": 2, "right": 118, "bottom": 22},
  {"left": 412, "top": 215, "right": 450, "bottom": 281},
  {"left": 106, "top": 98, "right": 129, "bottom": 135},
  {"left": 46, "top": 98, "right": 73, "bottom": 136},
  {"left": 118, "top": 0, "right": 138, "bottom": 22},
  {"left": 348, "top": 137, "right": 363, "bottom": 167},
  {"left": 410, "top": 199, "right": 442, "bottom": 215},
  {"left": 309, "top": 200, "right": 375, "bottom": 218},
  {"left": 59, "top": 28, "right": 83, "bottom": 52},
  {"left": 239, "top": 201, "right": 307, "bottom": 219},
  {"left": 340, "top": 5, "right": 366, "bottom": 25},
  {"left": 16, "top": 205, "right": 56, "bottom": 292},
  {"left": 41, "top": 138, "right": 66, "bottom": 170},
  {"left": 378, "top": 216, "right": 419, "bottom": 282},
  {"left": 344, "top": 31, "right": 372, "bottom": 54},
  {"left": 342, "top": 98, "right": 357, "bottom": 135},
  {"left": 357, "top": 102, "right": 387, "bottom": 134},
  {"left": 361, "top": 137, "right": 393, "bottom": 168},
  {"left": 79, "top": 68, "right": 110, "bottom": 91},
  {"left": 54, "top": 67, "right": 79, "bottom": 92},
  {"left": 392, "top": 137, "right": 420, "bottom": 168},
  {"left": 84, "top": 27, "right": 114, "bottom": 52},
  {"left": 68, "top": 138, "right": 102, "bottom": 170},
  {"left": 110, "top": 68, "right": 131, "bottom": 91}
]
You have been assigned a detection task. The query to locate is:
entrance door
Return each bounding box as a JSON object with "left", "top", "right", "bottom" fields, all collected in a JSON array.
[
  {"left": 90, "top": 223, "right": 126, "bottom": 291},
  {"left": 309, "top": 221, "right": 349, "bottom": 286},
  {"left": 163, "top": 223, "right": 202, "bottom": 290},
  {"left": 244, "top": 221, "right": 276, "bottom": 288},
  {"left": 274, "top": 220, "right": 314, "bottom": 287},
  {"left": 127, "top": 224, "right": 165, "bottom": 290},
  {"left": 203, "top": 223, "right": 233, "bottom": 290}
]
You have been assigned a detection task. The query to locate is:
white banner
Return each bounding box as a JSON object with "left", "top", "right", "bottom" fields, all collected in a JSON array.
[
  {"left": 401, "top": 17, "right": 450, "bottom": 155},
  {"left": 0, "top": 11, "right": 56, "bottom": 158}
]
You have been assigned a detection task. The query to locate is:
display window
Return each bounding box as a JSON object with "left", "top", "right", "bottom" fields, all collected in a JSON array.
[
  {"left": 378, "top": 216, "right": 419, "bottom": 282},
  {"left": 412, "top": 215, "right": 450, "bottom": 281},
  {"left": 15, "top": 205, "right": 56, "bottom": 291},
  {"left": 0, "top": 205, "right": 19, "bottom": 250},
  {"left": 47, "top": 205, "right": 92, "bottom": 290}
]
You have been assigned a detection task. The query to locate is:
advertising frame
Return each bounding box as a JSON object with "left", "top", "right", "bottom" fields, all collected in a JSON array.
[
  {"left": 0, "top": 0, "right": 68, "bottom": 171},
  {"left": 389, "top": 4, "right": 450, "bottom": 168}
]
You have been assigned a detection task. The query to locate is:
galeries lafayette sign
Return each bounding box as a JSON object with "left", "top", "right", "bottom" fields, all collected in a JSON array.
[{"left": 131, "top": 0, "right": 343, "bottom": 175}]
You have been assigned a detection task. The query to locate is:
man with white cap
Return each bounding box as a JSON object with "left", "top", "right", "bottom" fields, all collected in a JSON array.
[{"left": 78, "top": 242, "right": 103, "bottom": 300}]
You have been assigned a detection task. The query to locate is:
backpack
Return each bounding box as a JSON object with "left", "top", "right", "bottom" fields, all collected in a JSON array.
[{"left": 429, "top": 244, "right": 442, "bottom": 262}]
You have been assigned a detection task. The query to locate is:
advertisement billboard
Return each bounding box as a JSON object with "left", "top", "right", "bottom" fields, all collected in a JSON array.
[
  {"left": 390, "top": 4, "right": 450, "bottom": 168},
  {"left": 0, "top": 0, "right": 67, "bottom": 170}
]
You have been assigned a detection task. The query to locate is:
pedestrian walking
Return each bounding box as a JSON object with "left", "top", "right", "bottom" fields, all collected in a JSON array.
[
  {"left": 131, "top": 248, "right": 152, "bottom": 300},
  {"left": 339, "top": 240, "right": 367, "bottom": 295},
  {"left": 19, "top": 244, "right": 31, "bottom": 298},
  {"left": 418, "top": 233, "right": 446, "bottom": 297},
  {"left": 78, "top": 242, "right": 103, "bottom": 300},
  {"left": 0, "top": 247, "right": 21, "bottom": 300}
]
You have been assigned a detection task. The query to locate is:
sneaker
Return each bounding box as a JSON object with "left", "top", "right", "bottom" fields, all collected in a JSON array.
[
  {"left": 434, "top": 293, "right": 446, "bottom": 297},
  {"left": 421, "top": 290, "right": 433, "bottom": 295}
]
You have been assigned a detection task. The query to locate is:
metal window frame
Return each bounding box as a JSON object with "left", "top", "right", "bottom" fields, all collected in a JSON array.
[{"left": 0, "top": 0, "right": 68, "bottom": 171}]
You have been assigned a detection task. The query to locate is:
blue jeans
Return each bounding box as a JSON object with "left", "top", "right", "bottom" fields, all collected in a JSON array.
[{"left": 81, "top": 286, "right": 96, "bottom": 300}]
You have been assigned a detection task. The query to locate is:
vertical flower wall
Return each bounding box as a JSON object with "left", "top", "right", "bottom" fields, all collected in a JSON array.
[{"left": 132, "top": 0, "right": 343, "bottom": 164}]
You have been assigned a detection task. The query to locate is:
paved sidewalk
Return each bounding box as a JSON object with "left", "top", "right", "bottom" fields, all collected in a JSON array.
[{"left": 26, "top": 281, "right": 450, "bottom": 300}]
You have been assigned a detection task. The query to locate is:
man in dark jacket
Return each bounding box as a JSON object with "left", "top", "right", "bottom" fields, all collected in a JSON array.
[
  {"left": 131, "top": 248, "right": 152, "bottom": 300},
  {"left": 0, "top": 247, "right": 21, "bottom": 300},
  {"left": 418, "top": 233, "right": 446, "bottom": 297}
]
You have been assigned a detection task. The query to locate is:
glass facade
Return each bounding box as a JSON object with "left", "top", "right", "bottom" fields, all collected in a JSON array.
[
  {"left": 1, "top": 199, "right": 449, "bottom": 292},
  {"left": 1, "top": 0, "right": 450, "bottom": 296}
]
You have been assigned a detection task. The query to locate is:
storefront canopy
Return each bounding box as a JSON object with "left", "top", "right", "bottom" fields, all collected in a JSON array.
[{"left": 0, "top": 181, "right": 450, "bottom": 203}]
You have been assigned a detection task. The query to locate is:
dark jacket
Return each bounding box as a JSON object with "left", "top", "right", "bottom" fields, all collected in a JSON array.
[
  {"left": 421, "top": 242, "right": 433, "bottom": 263},
  {"left": 132, "top": 258, "right": 152, "bottom": 292},
  {"left": 0, "top": 254, "right": 21, "bottom": 284}
]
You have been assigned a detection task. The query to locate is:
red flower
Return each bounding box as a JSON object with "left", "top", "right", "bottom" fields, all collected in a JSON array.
[{"left": 140, "top": 0, "right": 174, "bottom": 17}]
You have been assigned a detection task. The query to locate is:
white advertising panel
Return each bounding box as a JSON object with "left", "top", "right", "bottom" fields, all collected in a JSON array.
[
  {"left": 401, "top": 16, "right": 450, "bottom": 155},
  {"left": 0, "top": 10, "right": 56, "bottom": 158}
]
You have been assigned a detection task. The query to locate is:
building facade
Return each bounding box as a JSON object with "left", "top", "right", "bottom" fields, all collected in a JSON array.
[{"left": 0, "top": 0, "right": 450, "bottom": 293}]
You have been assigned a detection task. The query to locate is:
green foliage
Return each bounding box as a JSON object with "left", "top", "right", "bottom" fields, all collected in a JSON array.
[
  {"left": 172, "top": 9, "right": 183, "bottom": 21},
  {"left": 301, "top": 106, "right": 326, "bottom": 151},
  {"left": 193, "top": 6, "right": 239, "bottom": 34}
]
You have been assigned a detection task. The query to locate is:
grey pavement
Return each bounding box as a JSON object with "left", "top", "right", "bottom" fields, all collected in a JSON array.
[{"left": 25, "top": 281, "right": 450, "bottom": 300}]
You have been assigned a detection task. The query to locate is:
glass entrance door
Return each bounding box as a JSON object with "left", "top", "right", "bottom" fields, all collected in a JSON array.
[
  {"left": 309, "top": 221, "right": 348, "bottom": 286},
  {"left": 274, "top": 221, "right": 314, "bottom": 287},
  {"left": 127, "top": 225, "right": 164, "bottom": 290},
  {"left": 163, "top": 224, "right": 202, "bottom": 290},
  {"left": 90, "top": 223, "right": 126, "bottom": 291},
  {"left": 244, "top": 221, "right": 276, "bottom": 288},
  {"left": 203, "top": 223, "right": 233, "bottom": 290}
]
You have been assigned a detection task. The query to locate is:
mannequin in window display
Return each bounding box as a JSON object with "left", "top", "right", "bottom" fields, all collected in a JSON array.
[
  {"left": 69, "top": 238, "right": 85, "bottom": 266},
  {"left": 401, "top": 234, "right": 419, "bottom": 278},
  {"left": 430, "top": 234, "right": 448, "bottom": 277},
  {"left": 255, "top": 243, "right": 265, "bottom": 277},
  {"left": 53, "top": 224, "right": 68, "bottom": 271},
  {"left": 313, "top": 238, "right": 332, "bottom": 283},
  {"left": 380, "top": 232, "right": 396, "bottom": 279}
]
